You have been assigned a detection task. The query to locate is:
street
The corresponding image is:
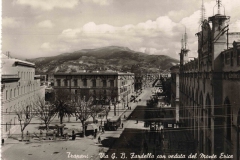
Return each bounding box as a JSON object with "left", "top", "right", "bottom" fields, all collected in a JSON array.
[{"left": 2, "top": 87, "right": 154, "bottom": 160}]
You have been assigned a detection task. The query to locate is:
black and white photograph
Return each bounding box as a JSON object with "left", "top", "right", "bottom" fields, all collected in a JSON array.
[{"left": 1, "top": 0, "right": 240, "bottom": 159}]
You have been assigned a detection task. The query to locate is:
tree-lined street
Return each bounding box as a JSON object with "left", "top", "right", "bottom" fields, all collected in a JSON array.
[{"left": 2, "top": 85, "right": 154, "bottom": 160}]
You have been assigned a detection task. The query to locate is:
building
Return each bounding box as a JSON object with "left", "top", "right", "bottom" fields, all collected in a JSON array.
[
  {"left": 171, "top": 1, "right": 240, "bottom": 157},
  {"left": 170, "top": 65, "right": 180, "bottom": 122},
  {"left": 131, "top": 64, "right": 143, "bottom": 95},
  {"left": 1, "top": 54, "right": 45, "bottom": 139},
  {"left": 53, "top": 71, "right": 135, "bottom": 106}
]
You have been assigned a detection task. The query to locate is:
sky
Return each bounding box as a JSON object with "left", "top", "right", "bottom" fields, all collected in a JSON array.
[{"left": 2, "top": 0, "right": 240, "bottom": 60}]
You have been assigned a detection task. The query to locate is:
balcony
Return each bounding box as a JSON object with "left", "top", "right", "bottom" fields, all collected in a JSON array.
[{"left": 2, "top": 74, "right": 20, "bottom": 82}]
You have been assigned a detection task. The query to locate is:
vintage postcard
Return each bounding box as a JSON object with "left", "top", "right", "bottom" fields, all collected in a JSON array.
[{"left": 1, "top": 0, "right": 240, "bottom": 159}]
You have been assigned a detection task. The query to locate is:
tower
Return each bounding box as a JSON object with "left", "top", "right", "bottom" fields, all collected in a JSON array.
[
  {"left": 199, "top": 0, "right": 206, "bottom": 24},
  {"left": 180, "top": 29, "right": 189, "bottom": 68},
  {"left": 209, "top": 0, "right": 229, "bottom": 70},
  {"left": 208, "top": 0, "right": 230, "bottom": 155}
]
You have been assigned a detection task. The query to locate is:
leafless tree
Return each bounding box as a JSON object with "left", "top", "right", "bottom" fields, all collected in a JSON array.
[
  {"left": 74, "top": 96, "right": 93, "bottom": 137},
  {"left": 14, "top": 102, "right": 34, "bottom": 141},
  {"left": 32, "top": 95, "right": 56, "bottom": 131},
  {"left": 105, "top": 89, "right": 118, "bottom": 116},
  {"left": 89, "top": 103, "right": 103, "bottom": 123}
]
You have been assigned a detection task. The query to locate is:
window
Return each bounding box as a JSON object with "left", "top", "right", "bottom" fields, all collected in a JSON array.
[
  {"left": 74, "top": 79, "right": 78, "bottom": 87},
  {"left": 92, "top": 79, "right": 96, "bottom": 87},
  {"left": 10, "top": 89, "right": 12, "bottom": 99},
  {"left": 110, "top": 80, "right": 114, "bottom": 87},
  {"left": 230, "top": 51, "right": 233, "bottom": 66},
  {"left": 57, "top": 79, "right": 61, "bottom": 86},
  {"left": 237, "top": 49, "right": 240, "bottom": 65},
  {"left": 103, "top": 80, "right": 107, "bottom": 87},
  {"left": 64, "top": 80, "right": 68, "bottom": 86},
  {"left": 6, "top": 90, "right": 8, "bottom": 100},
  {"left": 83, "top": 79, "right": 87, "bottom": 87},
  {"left": 225, "top": 52, "right": 230, "bottom": 65}
]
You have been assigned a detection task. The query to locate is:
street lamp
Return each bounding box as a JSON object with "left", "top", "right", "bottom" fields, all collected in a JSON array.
[
  {"left": 118, "top": 101, "right": 119, "bottom": 116},
  {"left": 127, "top": 85, "right": 130, "bottom": 108}
]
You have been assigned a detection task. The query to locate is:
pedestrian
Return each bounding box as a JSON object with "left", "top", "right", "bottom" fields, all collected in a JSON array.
[
  {"left": 39, "top": 130, "right": 43, "bottom": 141},
  {"left": 102, "top": 127, "right": 104, "bottom": 133},
  {"left": 26, "top": 131, "right": 30, "bottom": 141},
  {"left": 2, "top": 139, "right": 4, "bottom": 146},
  {"left": 72, "top": 130, "right": 75, "bottom": 140},
  {"left": 98, "top": 136, "right": 101, "bottom": 144},
  {"left": 94, "top": 132, "right": 97, "bottom": 139},
  {"left": 53, "top": 130, "right": 56, "bottom": 141},
  {"left": 122, "top": 123, "right": 124, "bottom": 128}
]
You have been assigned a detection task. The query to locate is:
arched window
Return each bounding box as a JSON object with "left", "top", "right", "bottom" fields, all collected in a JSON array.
[
  {"left": 206, "top": 93, "right": 212, "bottom": 155},
  {"left": 200, "top": 92, "right": 203, "bottom": 121},
  {"left": 6, "top": 90, "right": 8, "bottom": 100},
  {"left": 206, "top": 94, "right": 211, "bottom": 129},
  {"left": 10, "top": 89, "right": 12, "bottom": 99},
  {"left": 224, "top": 97, "right": 231, "bottom": 143}
]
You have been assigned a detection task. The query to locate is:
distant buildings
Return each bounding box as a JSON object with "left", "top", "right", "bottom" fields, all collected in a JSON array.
[
  {"left": 1, "top": 54, "right": 45, "bottom": 139},
  {"left": 53, "top": 71, "right": 135, "bottom": 105},
  {"left": 171, "top": 1, "right": 240, "bottom": 157},
  {"left": 131, "top": 64, "right": 143, "bottom": 91}
]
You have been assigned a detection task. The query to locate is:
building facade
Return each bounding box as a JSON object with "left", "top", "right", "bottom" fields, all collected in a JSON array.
[
  {"left": 170, "top": 65, "right": 180, "bottom": 123},
  {"left": 171, "top": 2, "right": 240, "bottom": 158},
  {"left": 131, "top": 64, "right": 143, "bottom": 92},
  {"left": 53, "top": 71, "right": 135, "bottom": 106},
  {"left": 1, "top": 54, "right": 45, "bottom": 139}
]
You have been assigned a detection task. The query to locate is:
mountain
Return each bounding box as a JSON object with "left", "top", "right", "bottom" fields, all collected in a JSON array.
[{"left": 27, "top": 46, "right": 179, "bottom": 74}]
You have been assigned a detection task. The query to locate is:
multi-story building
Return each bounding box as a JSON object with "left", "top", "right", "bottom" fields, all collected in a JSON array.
[
  {"left": 1, "top": 54, "right": 45, "bottom": 139},
  {"left": 131, "top": 64, "right": 143, "bottom": 92},
  {"left": 170, "top": 65, "right": 180, "bottom": 123},
  {"left": 53, "top": 71, "right": 134, "bottom": 106},
  {"left": 171, "top": 1, "right": 240, "bottom": 158}
]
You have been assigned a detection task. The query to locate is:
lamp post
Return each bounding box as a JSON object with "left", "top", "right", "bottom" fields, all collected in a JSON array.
[
  {"left": 127, "top": 85, "right": 129, "bottom": 108},
  {"left": 118, "top": 101, "right": 119, "bottom": 116}
]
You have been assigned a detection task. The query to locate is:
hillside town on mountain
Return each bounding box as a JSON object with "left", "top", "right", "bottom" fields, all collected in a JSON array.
[{"left": 1, "top": 0, "right": 240, "bottom": 160}]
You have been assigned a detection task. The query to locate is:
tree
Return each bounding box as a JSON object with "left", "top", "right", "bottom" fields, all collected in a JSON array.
[
  {"left": 105, "top": 89, "right": 118, "bottom": 116},
  {"left": 14, "top": 102, "right": 34, "bottom": 141},
  {"left": 52, "top": 89, "right": 74, "bottom": 124},
  {"left": 103, "top": 106, "right": 110, "bottom": 120},
  {"left": 32, "top": 95, "right": 56, "bottom": 131},
  {"left": 89, "top": 103, "right": 104, "bottom": 123},
  {"left": 74, "top": 96, "right": 93, "bottom": 137}
]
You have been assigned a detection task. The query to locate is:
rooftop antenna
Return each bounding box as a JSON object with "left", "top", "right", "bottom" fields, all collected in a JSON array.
[
  {"left": 217, "top": 0, "right": 221, "bottom": 14},
  {"left": 213, "top": 0, "right": 225, "bottom": 15},
  {"left": 184, "top": 27, "right": 188, "bottom": 50},
  {"left": 181, "top": 35, "right": 184, "bottom": 49},
  {"left": 200, "top": 0, "right": 206, "bottom": 24}
]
